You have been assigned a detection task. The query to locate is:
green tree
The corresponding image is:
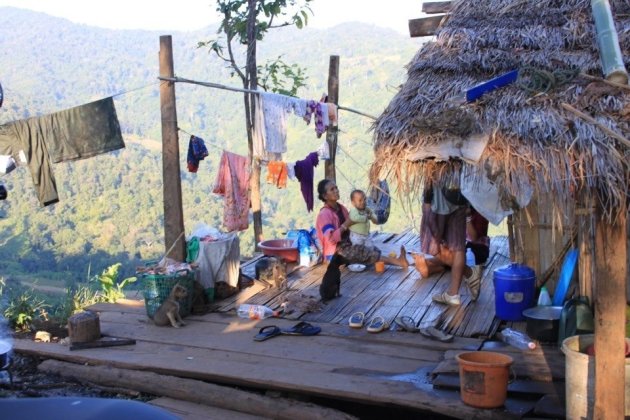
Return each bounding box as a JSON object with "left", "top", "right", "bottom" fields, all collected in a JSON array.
[{"left": 199, "top": 0, "right": 313, "bottom": 247}]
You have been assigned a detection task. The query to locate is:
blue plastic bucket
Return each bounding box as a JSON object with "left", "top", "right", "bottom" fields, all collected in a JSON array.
[{"left": 493, "top": 263, "right": 536, "bottom": 321}]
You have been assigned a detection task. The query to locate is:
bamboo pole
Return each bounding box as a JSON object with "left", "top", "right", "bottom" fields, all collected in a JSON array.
[{"left": 159, "top": 35, "right": 186, "bottom": 262}]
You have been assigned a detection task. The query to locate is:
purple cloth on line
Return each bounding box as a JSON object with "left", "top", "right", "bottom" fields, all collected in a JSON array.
[{"left": 294, "top": 152, "right": 319, "bottom": 212}]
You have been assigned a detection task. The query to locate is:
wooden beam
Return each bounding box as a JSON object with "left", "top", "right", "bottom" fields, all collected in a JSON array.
[
  {"left": 325, "top": 55, "right": 339, "bottom": 182},
  {"left": 159, "top": 35, "right": 186, "bottom": 261},
  {"left": 422, "top": 1, "right": 452, "bottom": 14},
  {"left": 39, "top": 360, "right": 355, "bottom": 420},
  {"left": 408, "top": 15, "right": 447, "bottom": 38},
  {"left": 593, "top": 206, "right": 627, "bottom": 418}
]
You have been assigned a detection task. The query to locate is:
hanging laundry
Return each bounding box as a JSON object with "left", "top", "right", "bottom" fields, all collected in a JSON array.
[
  {"left": 317, "top": 140, "right": 330, "bottom": 160},
  {"left": 294, "top": 152, "right": 319, "bottom": 212},
  {"left": 286, "top": 161, "right": 296, "bottom": 180},
  {"left": 253, "top": 92, "right": 307, "bottom": 159},
  {"left": 0, "top": 96, "right": 124, "bottom": 206},
  {"left": 212, "top": 151, "right": 251, "bottom": 232},
  {"left": 303, "top": 100, "right": 326, "bottom": 138},
  {"left": 266, "top": 161, "right": 288, "bottom": 188},
  {"left": 367, "top": 180, "right": 391, "bottom": 225},
  {"left": 186, "top": 135, "right": 209, "bottom": 173}
]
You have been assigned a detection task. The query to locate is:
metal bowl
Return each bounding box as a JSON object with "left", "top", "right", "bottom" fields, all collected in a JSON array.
[{"left": 522, "top": 306, "right": 562, "bottom": 343}]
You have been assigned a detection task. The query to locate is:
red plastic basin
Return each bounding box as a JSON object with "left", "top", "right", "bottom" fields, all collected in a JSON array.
[{"left": 258, "top": 239, "right": 298, "bottom": 262}]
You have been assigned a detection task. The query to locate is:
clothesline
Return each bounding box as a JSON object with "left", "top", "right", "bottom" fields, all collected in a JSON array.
[{"left": 157, "top": 76, "right": 378, "bottom": 120}]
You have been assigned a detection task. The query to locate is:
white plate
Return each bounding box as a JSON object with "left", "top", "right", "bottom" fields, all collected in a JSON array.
[{"left": 347, "top": 264, "right": 366, "bottom": 272}]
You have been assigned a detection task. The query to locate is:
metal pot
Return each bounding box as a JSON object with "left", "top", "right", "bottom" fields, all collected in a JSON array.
[
  {"left": 522, "top": 306, "right": 562, "bottom": 343},
  {"left": 0, "top": 340, "right": 12, "bottom": 368}
]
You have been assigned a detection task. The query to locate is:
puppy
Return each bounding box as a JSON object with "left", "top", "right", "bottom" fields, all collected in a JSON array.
[
  {"left": 153, "top": 283, "right": 188, "bottom": 328},
  {"left": 320, "top": 254, "right": 347, "bottom": 302}
]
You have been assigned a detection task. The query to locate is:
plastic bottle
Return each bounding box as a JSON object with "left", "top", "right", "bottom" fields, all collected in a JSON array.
[
  {"left": 500, "top": 328, "right": 537, "bottom": 350},
  {"left": 237, "top": 304, "right": 279, "bottom": 320},
  {"left": 537, "top": 286, "right": 552, "bottom": 306},
  {"left": 465, "top": 248, "right": 476, "bottom": 266}
]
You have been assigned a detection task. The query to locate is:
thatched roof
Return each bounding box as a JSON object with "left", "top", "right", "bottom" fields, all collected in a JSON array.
[{"left": 371, "top": 0, "right": 630, "bottom": 222}]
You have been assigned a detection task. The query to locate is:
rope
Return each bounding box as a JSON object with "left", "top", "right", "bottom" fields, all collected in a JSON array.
[
  {"left": 517, "top": 65, "right": 580, "bottom": 95},
  {"left": 111, "top": 81, "right": 161, "bottom": 98},
  {"left": 159, "top": 76, "right": 377, "bottom": 120}
]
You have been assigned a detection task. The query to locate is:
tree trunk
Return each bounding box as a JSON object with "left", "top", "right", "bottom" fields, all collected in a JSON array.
[
  {"left": 247, "top": 0, "right": 263, "bottom": 249},
  {"left": 39, "top": 360, "right": 356, "bottom": 420}
]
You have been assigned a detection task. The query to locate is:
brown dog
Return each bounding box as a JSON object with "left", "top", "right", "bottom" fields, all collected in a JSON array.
[{"left": 153, "top": 283, "right": 188, "bottom": 328}]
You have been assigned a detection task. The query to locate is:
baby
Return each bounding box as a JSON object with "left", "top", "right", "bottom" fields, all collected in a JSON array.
[{"left": 348, "top": 189, "right": 378, "bottom": 246}]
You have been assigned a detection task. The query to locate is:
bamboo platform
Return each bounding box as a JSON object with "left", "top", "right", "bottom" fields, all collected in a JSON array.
[
  {"left": 221, "top": 230, "right": 511, "bottom": 339},
  {"left": 11, "top": 232, "right": 566, "bottom": 419}
]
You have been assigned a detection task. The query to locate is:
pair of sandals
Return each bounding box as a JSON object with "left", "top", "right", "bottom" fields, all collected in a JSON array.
[
  {"left": 394, "top": 315, "right": 454, "bottom": 342},
  {"left": 348, "top": 312, "right": 389, "bottom": 333},
  {"left": 253, "top": 321, "right": 321, "bottom": 342}
]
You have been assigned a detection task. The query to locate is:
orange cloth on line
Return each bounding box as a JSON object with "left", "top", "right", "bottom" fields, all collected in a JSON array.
[{"left": 266, "top": 161, "right": 288, "bottom": 188}]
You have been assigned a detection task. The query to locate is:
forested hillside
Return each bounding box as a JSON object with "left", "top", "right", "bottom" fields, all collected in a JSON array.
[{"left": 0, "top": 7, "right": 421, "bottom": 284}]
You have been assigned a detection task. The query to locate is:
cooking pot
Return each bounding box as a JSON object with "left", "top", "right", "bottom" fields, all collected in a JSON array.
[
  {"left": 0, "top": 340, "right": 12, "bottom": 368},
  {"left": 522, "top": 306, "right": 562, "bottom": 343}
]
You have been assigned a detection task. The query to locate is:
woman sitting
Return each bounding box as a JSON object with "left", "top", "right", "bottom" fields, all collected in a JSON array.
[{"left": 315, "top": 179, "right": 409, "bottom": 268}]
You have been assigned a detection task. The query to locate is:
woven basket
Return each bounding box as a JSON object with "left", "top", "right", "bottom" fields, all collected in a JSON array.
[{"left": 140, "top": 268, "right": 195, "bottom": 319}]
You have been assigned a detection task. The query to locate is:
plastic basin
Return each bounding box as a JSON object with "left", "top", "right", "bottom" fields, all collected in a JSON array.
[{"left": 258, "top": 239, "right": 298, "bottom": 262}]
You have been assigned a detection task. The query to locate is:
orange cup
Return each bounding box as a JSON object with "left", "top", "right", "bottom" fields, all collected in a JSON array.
[{"left": 374, "top": 261, "right": 385, "bottom": 273}]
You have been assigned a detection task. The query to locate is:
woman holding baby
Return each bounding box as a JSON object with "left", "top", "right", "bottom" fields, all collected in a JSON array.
[{"left": 314, "top": 179, "right": 408, "bottom": 268}]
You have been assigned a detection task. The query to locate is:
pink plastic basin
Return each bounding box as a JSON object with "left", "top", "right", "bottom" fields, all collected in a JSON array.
[{"left": 258, "top": 239, "right": 298, "bottom": 262}]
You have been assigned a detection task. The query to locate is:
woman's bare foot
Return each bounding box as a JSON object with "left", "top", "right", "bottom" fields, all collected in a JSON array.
[{"left": 412, "top": 253, "right": 429, "bottom": 277}]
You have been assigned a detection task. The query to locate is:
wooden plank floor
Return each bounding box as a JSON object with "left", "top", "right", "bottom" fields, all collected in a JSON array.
[
  {"left": 11, "top": 233, "right": 565, "bottom": 419},
  {"left": 225, "top": 231, "right": 511, "bottom": 339}
]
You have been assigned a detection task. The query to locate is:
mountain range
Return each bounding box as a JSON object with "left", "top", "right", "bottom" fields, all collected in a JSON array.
[{"left": 0, "top": 6, "right": 421, "bottom": 284}]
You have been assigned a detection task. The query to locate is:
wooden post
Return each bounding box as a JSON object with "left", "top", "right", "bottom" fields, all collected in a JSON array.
[
  {"left": 577, "top": 190, "right": 595, "bottom": 301},
  {"left": 593, "top": 206, "right": 627, "bottom": 418},
  {"left": 159, "top": 35, "right": 186, "bottom": 261},
  {"left": 325, "top": 56, "right": 339, "bottom": 182}
]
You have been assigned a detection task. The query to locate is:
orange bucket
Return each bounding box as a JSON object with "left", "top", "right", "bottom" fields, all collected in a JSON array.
[
  {"left": 374, "top": 261, "right": 385, "bottom": 273},
  {"left": 455, "top": 351, "right": 513, "bottom": 408}
]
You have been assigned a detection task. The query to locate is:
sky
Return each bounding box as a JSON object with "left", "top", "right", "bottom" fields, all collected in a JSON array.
[{"left": 0, "top": 0, "right": 423, "bottom": 34}]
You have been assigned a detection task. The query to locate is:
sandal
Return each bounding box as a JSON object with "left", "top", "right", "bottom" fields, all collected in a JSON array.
[
  {"left": 465, "top": 265, "right": 483, "bottom": 302},
  {"left": 281, "top": 321, "right": 321, "bottom": 336},
  {"left": 253, "top": 325, "right": 282, "bottom": 342},
  {"left": 349, "top": 312, "right": 365, "bottom": 328},
  {"left": 394, "top": 316, "right": 419, "bottom": 332},
  {"left": 419, "top": 326, "right": 454, "bottom": 342},
  {"left": 366, "top": 316, "right": 389, "bottom": 333}
]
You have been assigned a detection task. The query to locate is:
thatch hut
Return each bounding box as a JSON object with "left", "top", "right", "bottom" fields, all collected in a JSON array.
[{"left": 371, "top": 0, "right": 629, "bottom": 415}]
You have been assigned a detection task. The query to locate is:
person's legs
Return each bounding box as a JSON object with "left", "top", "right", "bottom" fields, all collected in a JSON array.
[
  {"left": 381, "top": 245, "right": 409, "bottom": 268},
  {"left": 412, "top": 253, "right": 446, "bottom": 278},
  {"left": 432, "top": 207, "right": 482, "bottom": 305}
]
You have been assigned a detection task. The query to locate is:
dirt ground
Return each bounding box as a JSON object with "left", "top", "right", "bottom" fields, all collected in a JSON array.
[{"left": 0, "top": 350, "right": 154, "bottom": 402}]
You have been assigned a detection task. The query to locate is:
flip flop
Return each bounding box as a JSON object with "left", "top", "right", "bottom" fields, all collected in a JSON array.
[
  {"left": 253, "top": 325, "right": 282, "bottom": 342},
  {"left": 366, "top": 316, "right": 389, "bottom": 333},
  {"left": 394, "top": 316, "right": 419, "bottom": 332},
  {"left": 349, "top": 312, "right": 365, "bottom": 328},
  {"left": 281, "top": 321, "right": 321, "bottom": 336},
  {"left": 419, "top": 326, "right": 454, "bottom": 342}
]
